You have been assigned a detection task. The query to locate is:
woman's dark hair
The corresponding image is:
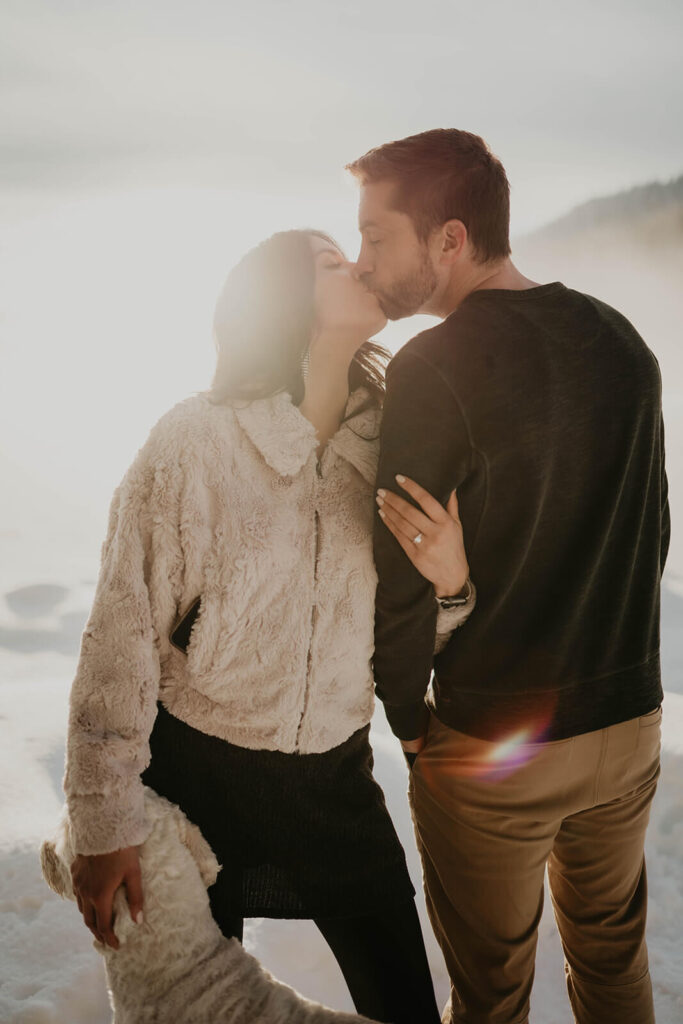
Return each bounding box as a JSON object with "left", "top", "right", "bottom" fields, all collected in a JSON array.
[
  {"left": 346, "top": 129, "right": 511, "bottom": 264},
  {"left": 208, "top": 229, "right": 389, "bottom": 409}
]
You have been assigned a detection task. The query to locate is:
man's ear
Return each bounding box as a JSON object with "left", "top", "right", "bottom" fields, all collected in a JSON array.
[{"left": 439, "top": 219, "right": 468, "bottom": 263}]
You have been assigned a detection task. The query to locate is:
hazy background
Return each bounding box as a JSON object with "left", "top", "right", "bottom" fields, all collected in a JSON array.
[{"left": 1, "top": 3, "right": 682, "bottom": 1019}]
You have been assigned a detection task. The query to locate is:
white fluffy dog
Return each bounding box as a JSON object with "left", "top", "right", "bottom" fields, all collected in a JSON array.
[{"left": 41, "top": 787, "right": 376, "bottom": 1024}]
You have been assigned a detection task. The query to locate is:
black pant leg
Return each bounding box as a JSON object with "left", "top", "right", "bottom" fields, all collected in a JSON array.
[
  {"left": 208, "top": 882, "right": 244, "bottom": 942},
  {"left": 142, "top": 706, "right": 245, "bottom": 942},
  {"left": 315, "top": 899, "right": 441, "bottom": 1024}
]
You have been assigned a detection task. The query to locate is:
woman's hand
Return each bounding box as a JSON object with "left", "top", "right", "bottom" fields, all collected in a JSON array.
[
  {"left": 376, "top": 474, "right": 469, "bottom": 597},
  {"left": 70, "top": 846, "right": 143, "bottom": 950}
]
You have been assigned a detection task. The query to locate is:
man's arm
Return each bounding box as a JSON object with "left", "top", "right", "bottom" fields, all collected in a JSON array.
[
  {"left": 660, "top": 414, "right": 670, "bottom": 577},
  {"left": 374, "top": 349, "right": 472, "bottom": 741}
]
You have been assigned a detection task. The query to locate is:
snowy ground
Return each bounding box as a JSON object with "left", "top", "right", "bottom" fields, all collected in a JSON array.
[{"left": 0, "top": 537, "right": 682, "bottom": 1022}]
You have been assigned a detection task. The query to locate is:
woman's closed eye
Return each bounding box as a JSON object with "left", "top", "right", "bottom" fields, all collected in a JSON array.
[{"left": 318, "top": 253, "right": 344, "bottom": 271}]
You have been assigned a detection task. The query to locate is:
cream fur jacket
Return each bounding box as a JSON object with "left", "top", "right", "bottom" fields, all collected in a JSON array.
[{"left": 64, "top": 387, "right": 475, "bottom": 855}]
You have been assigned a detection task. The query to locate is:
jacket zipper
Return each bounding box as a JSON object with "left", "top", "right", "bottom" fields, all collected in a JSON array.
[{"left": 295, "top": 463, "right": 322, "bottom": 750}]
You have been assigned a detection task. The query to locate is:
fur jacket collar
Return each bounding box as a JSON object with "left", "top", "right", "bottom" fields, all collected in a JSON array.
[{"left": 233, "top": 386, "right": 381, "bottom": 482}]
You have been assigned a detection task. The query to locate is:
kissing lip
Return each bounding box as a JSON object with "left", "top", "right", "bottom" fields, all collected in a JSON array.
[{"left": 359, "top": 281, "right": 381, "bottom": 302}]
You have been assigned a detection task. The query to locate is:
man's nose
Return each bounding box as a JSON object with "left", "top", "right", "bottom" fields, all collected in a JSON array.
[{"left": 352, "top": 252, "right": 373, "bottom": 280}]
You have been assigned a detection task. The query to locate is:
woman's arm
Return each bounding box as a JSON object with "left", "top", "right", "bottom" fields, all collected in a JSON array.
[
  {"left": 64, "top": 449, "right": 167, "bottom": 948},
  {"left": 64, "top": 450, "right": 164, "bottom": 859},
  {"left": 64, "top": 410, "right": 191, "bottom": 947},
  {"left": 375, "top": 475, "right": 476, "bottom": 656}
]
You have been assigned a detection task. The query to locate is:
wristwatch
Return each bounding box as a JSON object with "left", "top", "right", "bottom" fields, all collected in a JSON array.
[{"left": 436, "top": 577, "right": 473, "bottom": 609}]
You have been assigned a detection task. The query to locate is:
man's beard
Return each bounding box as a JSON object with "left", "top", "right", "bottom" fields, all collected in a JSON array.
[{"left": 370, "top": 251, "right": 438, "bottom": 321}]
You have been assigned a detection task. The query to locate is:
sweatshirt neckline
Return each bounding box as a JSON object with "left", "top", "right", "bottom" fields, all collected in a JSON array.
[{"left": 462, "top": 281, "right": 566, "bottom": 303}]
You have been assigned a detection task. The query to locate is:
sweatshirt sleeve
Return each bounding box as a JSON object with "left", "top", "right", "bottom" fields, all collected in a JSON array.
[
  {"left": 660, "top": 414, "right": 670, "bottom": 577},
  {"left": 63, "top": 443, "right": 167, "bottom": 855},
  {"left": 373, "top": 349, "right": 473, "bottom": 740}
]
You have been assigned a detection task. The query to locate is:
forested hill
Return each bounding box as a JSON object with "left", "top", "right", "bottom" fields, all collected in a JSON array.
[{"left": 518, "top": 173, "right": 683, "bottom": 249}]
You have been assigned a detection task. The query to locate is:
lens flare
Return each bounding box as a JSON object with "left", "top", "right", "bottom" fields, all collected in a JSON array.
[{"left": 421, "top": 702, "right": 559, "bottom": 785}]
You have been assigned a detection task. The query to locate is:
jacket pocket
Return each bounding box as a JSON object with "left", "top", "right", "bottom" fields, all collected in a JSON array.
[{"left": 169, "top": 596, "right": 202, "bottom": 654}]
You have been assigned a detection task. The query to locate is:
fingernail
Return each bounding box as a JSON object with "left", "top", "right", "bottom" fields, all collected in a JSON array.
[
  {"left": 377, "top": 488, "right": 386, "bottom": 497},
  {"left": 378, "top": 509, "right": 385, "bottom": 519},
  {"left": 135, "top": 911, "right": 144, "bottom": 925},
  {"left": 395, "top": 474, "right": 405, "bottom": 483},
  {"left": 376, "top": 495, "right": 384, "bottom": 506}
]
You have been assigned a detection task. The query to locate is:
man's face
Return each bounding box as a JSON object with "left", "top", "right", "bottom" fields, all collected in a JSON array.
[{"left": 355, "top": 181, "right": 439, "bottom": 320}]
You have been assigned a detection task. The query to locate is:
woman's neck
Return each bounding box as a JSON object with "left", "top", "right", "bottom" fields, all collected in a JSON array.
[{"left": 298, "top": 332, "right": 360, "bottom": 457}]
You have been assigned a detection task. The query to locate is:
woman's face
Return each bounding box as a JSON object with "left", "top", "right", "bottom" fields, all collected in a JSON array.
[{"left": 310, "top": 235, "right": 387, "bottom": 344}]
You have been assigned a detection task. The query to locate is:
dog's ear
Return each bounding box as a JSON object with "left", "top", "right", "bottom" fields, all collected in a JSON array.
[
  {"left": 175, "top": 814, "right": 221, "bottom": 888},
  {"left": 40, "top": 840, "right": 74, "bottom": 899}
]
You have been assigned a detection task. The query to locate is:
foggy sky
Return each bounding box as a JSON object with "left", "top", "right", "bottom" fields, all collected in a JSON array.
[{"left": 2, "top": 0, "right": 682, "bottom": 232}]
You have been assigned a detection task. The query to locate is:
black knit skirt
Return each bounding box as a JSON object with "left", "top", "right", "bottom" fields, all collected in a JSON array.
[{"left": 141, "top": 701, "right": 415, "bottom": 920}]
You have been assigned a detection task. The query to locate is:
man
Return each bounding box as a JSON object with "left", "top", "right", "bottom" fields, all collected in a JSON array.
[{"left": 346, "top": 130, "right": 669, "bottom": 1024}]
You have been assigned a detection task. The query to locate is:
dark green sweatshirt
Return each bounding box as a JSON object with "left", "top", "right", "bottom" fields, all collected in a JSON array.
[{"left": 373, "top": 282, "right": 670, "bottom": 742}]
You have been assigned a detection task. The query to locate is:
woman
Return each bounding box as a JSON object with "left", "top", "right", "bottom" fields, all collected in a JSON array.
[{"left": 65, "top": 230, "right": 474, "bottom": 1024}]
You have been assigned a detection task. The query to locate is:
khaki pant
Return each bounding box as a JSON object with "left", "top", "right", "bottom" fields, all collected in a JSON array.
[{"left": 409, "top": 707, "right": 662, "bottom": 1024}]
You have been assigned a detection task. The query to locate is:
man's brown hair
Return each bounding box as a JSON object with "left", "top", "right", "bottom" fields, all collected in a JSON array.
[{"left": 346, "top": 129, "right": 511, "bottom": 263}]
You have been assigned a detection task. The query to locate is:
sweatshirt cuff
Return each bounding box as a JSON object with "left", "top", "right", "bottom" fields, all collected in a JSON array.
[{"left": 382, "top": 699, "right": 431, "bottom": 742}]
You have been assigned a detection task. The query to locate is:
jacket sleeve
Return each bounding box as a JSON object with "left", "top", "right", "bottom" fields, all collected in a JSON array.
[
  {"left": 374, "top": 350, "right": 473, "bottom": 740},
  {"left": 434, "top": 581, "right": 477, "bottom": 656},
  {"left": 63, "top": 443, "right": 167, "bottom": 855}
]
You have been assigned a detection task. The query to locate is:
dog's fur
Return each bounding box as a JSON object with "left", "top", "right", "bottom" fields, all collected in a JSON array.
[{"left": 41, "top": 787, "right": 376, "bottom": 1024}]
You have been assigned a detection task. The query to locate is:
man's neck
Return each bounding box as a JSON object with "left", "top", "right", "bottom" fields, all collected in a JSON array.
[{"left": 431, "top": 258, "right": 541, "bottom": 319}]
